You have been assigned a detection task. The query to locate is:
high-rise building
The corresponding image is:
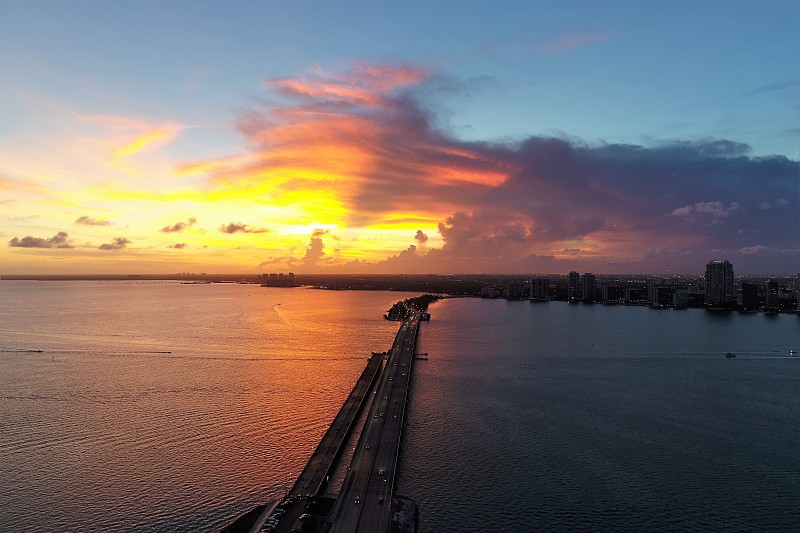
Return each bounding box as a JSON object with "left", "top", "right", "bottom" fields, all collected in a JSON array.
[
  {"left": 530, "top": 278, "right": 549, "bottom": 300},
  {"left": 764, "top": 279, "right": 779, "bottom": 312},
  {"left": 568, "top": 271, "right": 581, "bottom": 302},
  {"left": 651, "top": 286, "right": 673, "bottom": 308},
  {"left": 705, "top": 260, "right": 735, "bottom": 308},
  {"left": 582, "top": 273, "right": 596, "bottom": 302},
  {"left": 624, "top": 288, "right": 646, "bottom": 304},
  {"left": 505, "top": 281, "right": 525, "bottom": 300},
  {"left": 740, "top": 282, "right": 758, "bottom": 311},
  {"left": 673, "top": 288, "right": 689, "bottom": 308},
  {"left": 602, "top": 285, "right": 624, "bottom": 303},
  {"left": 648, "top": 276, "right": 664, "bottom": 304}
]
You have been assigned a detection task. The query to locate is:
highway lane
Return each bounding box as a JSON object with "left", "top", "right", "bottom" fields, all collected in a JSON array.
[
  {"left": 289, "top": 352, "right": 383, "bottom": 497},
  {"left": 326, "top": 306, "right": 421, "bottom": 533},
  {"left": 252, "top": 353, "right": 384, "bottom": 533}
]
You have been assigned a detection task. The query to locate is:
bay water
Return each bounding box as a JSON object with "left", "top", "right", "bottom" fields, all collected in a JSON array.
[
  {"left": 403, "top": 298, "right": 799, "bottom": 531},
  {"left": 1, "top": 281, "right": 798, "bottom": 531}
]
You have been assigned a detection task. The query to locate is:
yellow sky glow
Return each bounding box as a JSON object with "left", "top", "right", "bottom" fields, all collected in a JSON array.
[{"left": 1, "top": 64, "right": 623, "bottom": 275}]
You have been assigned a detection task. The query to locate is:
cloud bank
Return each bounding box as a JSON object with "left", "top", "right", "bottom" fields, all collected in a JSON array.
[
  {"left": 190, "top": 63, "right": 796, "bottom": 274},
  {"left": 9, "top": 231, "right": 73, "bottom": 249},
  {"left": 218, "top": 222, "right": 270, "bottom": 234},
  {"left": 98, "top": 237, "right": 130, "bottom": 250},
  {"left": 161, "top": 218, "right": 197, "bottom": 233},
  {"left": 75, "top": 216, "right": 111, "bottom": 226}
]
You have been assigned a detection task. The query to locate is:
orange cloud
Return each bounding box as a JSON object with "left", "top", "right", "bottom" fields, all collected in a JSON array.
[
  {"left": 155, "top": 62, "right": 800, "bottom": 275},
  {"left": 111, "top": 124, "right": 182, "bottom": 174},
  {"left": 113, "top": 129, "right": 170, "bottom": 159},
  {"left": 186, "top": 62, "right": 514, "bottom": 233},
  {"left": 264, "top": 63, "right": 431, "bottom": 106}
]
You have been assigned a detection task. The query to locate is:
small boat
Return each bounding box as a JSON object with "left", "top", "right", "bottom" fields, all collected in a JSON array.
[{"left": 724, "top": 352, "right": 735, "bottom": 358}]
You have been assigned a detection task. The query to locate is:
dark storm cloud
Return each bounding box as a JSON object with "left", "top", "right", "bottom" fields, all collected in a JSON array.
[
  {"left": 98, "top": 237, "right": 130, "bottom": 250},
  {"left": 378, "top": 136, "right": 797, "bottom": 273},
  {"left": 9, "top": 231, "right": 73, "bottom": 248},
  {"left": 495, "top": 138, "right": 794, "bottom": 235}
]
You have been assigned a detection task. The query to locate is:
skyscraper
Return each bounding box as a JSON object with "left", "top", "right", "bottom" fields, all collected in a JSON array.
[
  {"left": 705, "top": 260, "right": 735, "bottom": 309},
  {"left": 764, "top": 279, "right": 779, "bottom": 312},
  {"left": 568, "top": 271, "right": 581, "bottom": 302},
  {"left": 740, "top": 282, "right": 758, "bottom": 311},
  {"left": 582, "top": 273, "right": 596, "bottom": 302},
  {"left": 530, "top": 278, "right": 549, "bottom": 300}
]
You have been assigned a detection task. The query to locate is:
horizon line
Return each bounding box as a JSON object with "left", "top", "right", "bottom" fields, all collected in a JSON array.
[{"left": 2, "top": 272, "right": 798, "bottom": 279}]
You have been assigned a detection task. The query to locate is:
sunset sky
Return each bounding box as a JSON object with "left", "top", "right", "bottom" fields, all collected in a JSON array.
[{"left": 1, "top": 1, "right": 798, "bottom": 275}]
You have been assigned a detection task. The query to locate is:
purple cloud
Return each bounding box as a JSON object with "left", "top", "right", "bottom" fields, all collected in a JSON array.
[
  {"left": 98, "top": 237, "right": 130, "bottom": 250},
  {"left": 669, "top": 201, "right": 742, "bottom": 220},
  {"left": 9, "top": 231, "right": 73, "bottom": 249},
  {"left": 192, "top": 63, "right": 798, "bottom": 274},
  {"left": 161, "top": 217, "right": 197, "bottom": 233},
  {"left": 75, "top": 216, "right": 111, "bottom": 226},
  {"left": 219, "top": 222, "right": 269, "bottom": 234}
]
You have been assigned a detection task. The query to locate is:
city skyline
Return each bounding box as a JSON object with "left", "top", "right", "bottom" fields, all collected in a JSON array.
[{"left": 2, "top": 1, "right": 798, "bottom": 275}]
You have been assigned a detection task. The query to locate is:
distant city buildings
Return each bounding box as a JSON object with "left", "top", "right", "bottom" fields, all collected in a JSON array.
[
  {"left": 261, "top": 272, "right": 298, "bottom": 287},
  {"left": 568, "top": 271, "right": 581, "bottom": 302},
  {"left": 530, "top": 278, "right": 549, "bottom": 300},
  {"left": 673, "top": 288, "right": 689, "bottom": 308},
  {"left": 602, "top": 284, "right": 624, "bottom": 303},
  {"left": 505, "top": 281, "right": 526, "bottom": 300},
  {"left": 624, "top": 287, "right": 647, "bottom": 305},
  {"left": 651, "top": 285, "right": 674, "bottom": 308},
  {"left": 467, "top": 259, "right": 796, "bottom": 315},
  {"left": 582, "top": 273, "right": 596, "bottom": 303},
  {"left": 764, "top": 279, "right": 780, "bottom": 312},
  {"left": 705, "top": 260, "right": 735, "bottom": 309},
  {"left": 740, "top": 282, "right": 759, "bottom": 311}
]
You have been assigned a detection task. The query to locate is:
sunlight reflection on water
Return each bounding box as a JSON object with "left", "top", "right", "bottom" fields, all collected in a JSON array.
[{"left": 0, "top": 281, "right": 405, "bottom": 531}]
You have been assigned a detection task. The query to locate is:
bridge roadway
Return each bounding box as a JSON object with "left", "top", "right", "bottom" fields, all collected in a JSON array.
[
  {"left": 247, "top": 353, "right": 384, "bottom": 533},
  {"left": 288, "top": 352, "right": 384, "bottom": 497},
  {"left": 325, "top": 306, "right": 421, "bottom": 533}
]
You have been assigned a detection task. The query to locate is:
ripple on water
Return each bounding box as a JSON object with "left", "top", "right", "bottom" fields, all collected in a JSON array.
[{"left": 1, "top": 282, "right": 408, "bottom": 531}]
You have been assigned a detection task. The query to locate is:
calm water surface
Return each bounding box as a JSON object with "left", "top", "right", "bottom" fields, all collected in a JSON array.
[
  {"left": 400, "top": 298, "right": 799, "bottom": 532},
  {"left": 1, "top": 283, "right": 798, "bottom": 531},
  {"left": 1, "top": 281, "right": 404, "bottom": 531}
]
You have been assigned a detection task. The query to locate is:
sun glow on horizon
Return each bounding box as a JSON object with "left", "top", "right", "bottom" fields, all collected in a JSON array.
[{"left": 2, "top": 50, "right": 797, "bottom": 275}]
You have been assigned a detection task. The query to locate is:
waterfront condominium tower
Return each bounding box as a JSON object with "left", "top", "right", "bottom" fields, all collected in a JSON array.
[
  {"left": 705, "top": 259, "right": 735, "bottom": 308},
  {"left": 568, "top": 271, "right": 581, "bottom": 302},
  {"left": 582, "top": 273, "right": 596, "bottom": 302},
  {"left": 764, "top": 279, "right": 780, "bottom": 312}
]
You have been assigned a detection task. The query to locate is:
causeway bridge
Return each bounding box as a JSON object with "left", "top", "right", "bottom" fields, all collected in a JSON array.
[
  {"left": 325, "top": 305, "right": 421, "bottom": 532},
  {"left": 233, "top": 297, "right": 430, "bottom": 533}
]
